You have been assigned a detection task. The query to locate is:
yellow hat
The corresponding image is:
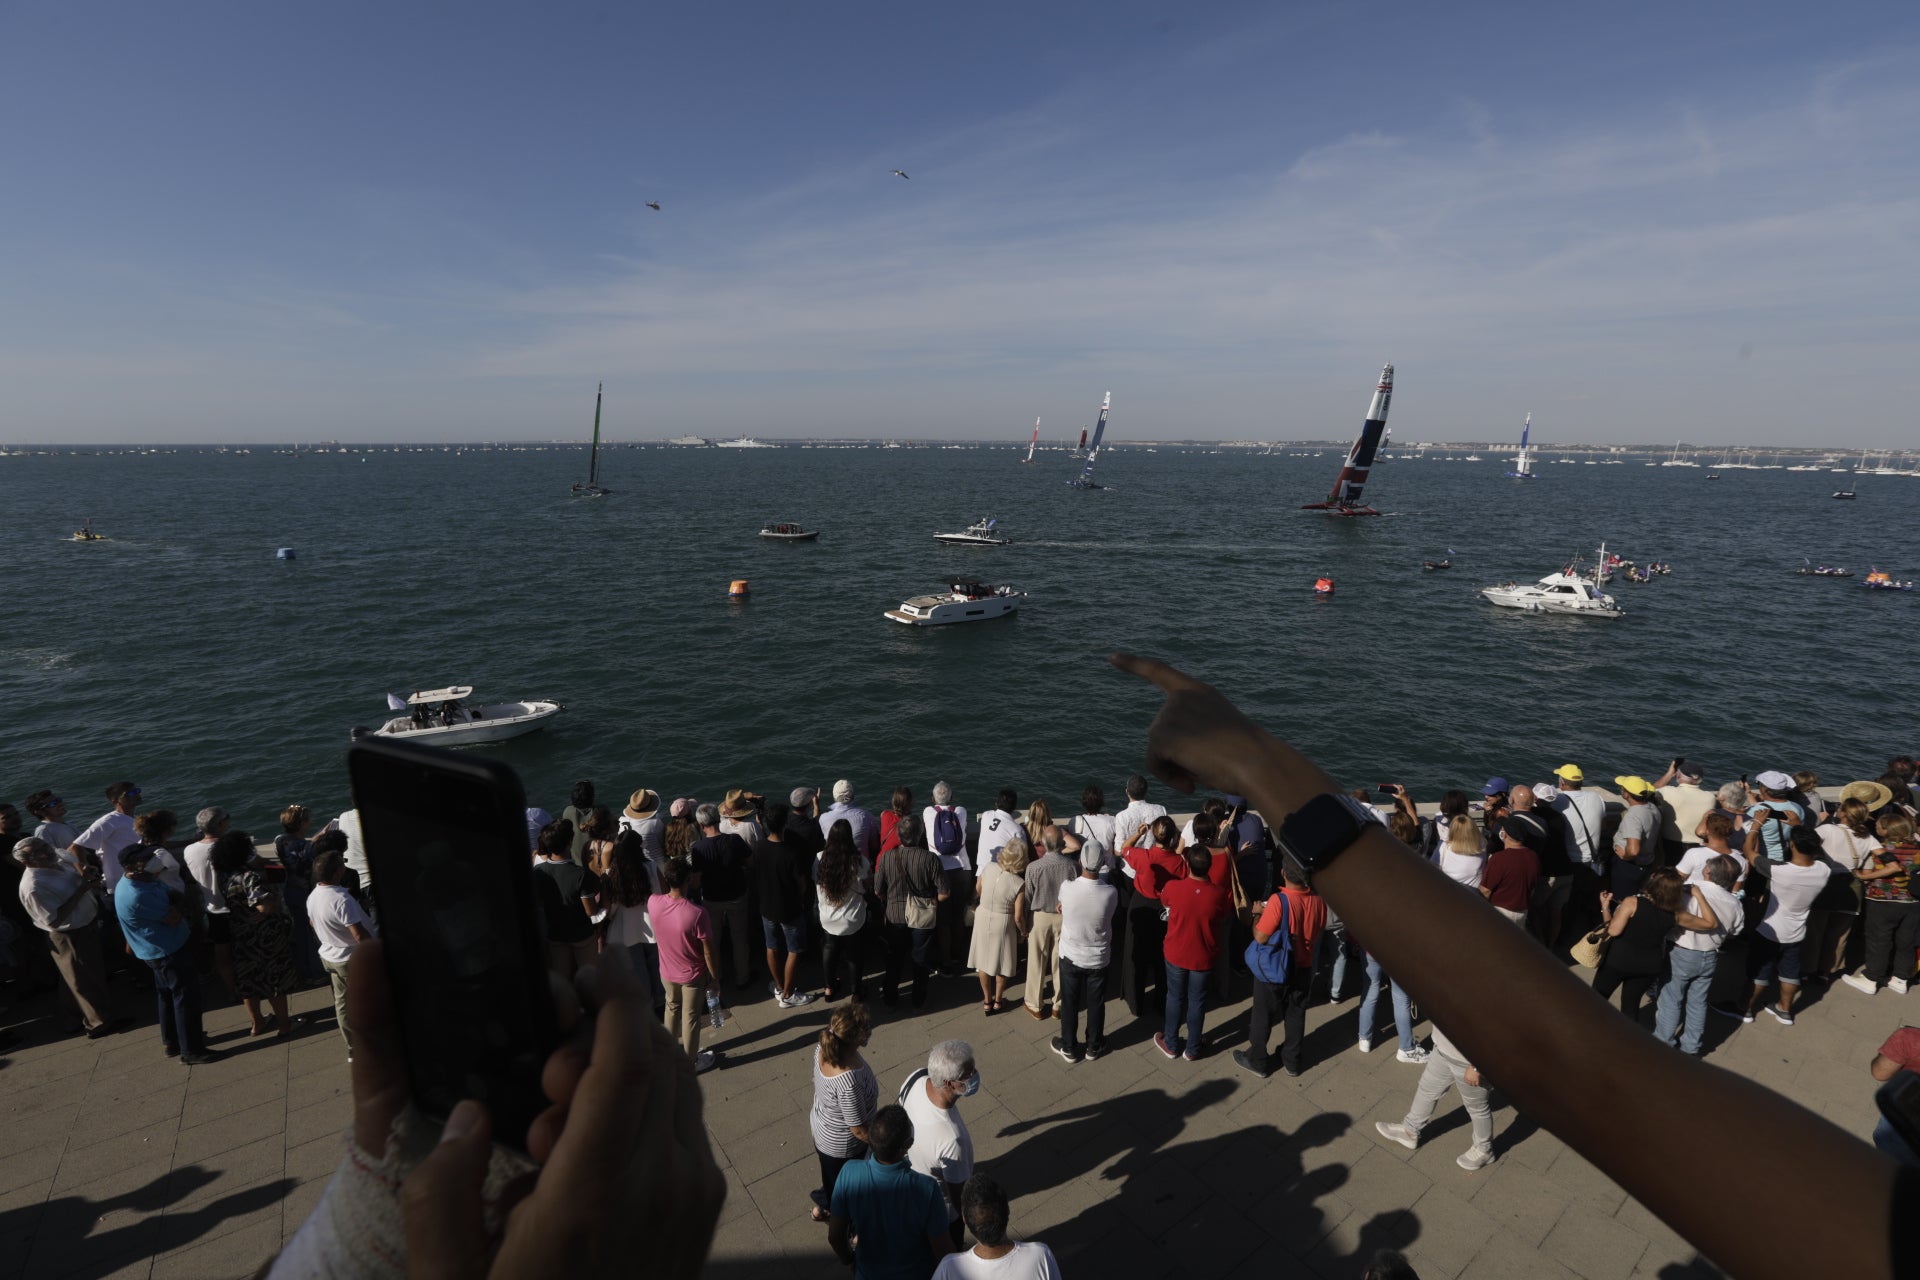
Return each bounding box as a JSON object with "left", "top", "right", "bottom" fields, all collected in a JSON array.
[
  {"left": 1613, "top": 775, "right": 1657, "bottom": 799},
  {"left": 1553, "top": 764, "right": 1584, "bottom": 782}
]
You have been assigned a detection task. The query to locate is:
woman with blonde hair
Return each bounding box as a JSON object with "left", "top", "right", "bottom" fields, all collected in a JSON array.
[
  {"left": 1438, "top": 815, "right": 1488, "bottom": 890},
  {"left": 969, "top": 835, "right": 1030, "bottom": 1014},
  {"left": 807, "top": 1002, "right": 877, "bottom": 1223},
  {"left": 1022, "top": 798, "right": 1053, "bottom": 851}
]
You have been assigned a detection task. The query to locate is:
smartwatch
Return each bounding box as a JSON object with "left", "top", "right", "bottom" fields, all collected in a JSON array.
[{"left": 1276, "top": 792, "right": 1377, "bottom": 885}]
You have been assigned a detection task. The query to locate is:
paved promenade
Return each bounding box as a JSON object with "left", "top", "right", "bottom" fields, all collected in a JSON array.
[{"left": 0, "top": 949, "right": 1905, "bottom": 1280}]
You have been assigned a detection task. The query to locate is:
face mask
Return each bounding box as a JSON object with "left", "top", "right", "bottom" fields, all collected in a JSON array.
[{"left": 961, "top": 1072, "right": 981, "bottom": 1098}]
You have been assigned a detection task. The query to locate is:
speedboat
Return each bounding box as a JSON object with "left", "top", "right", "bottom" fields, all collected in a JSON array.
[
  {"left": 933, "top": 517, "right": 1010, "bottom": 546},
  {"left": 759, "top": 522, "right": 820, "bottom": 541},
  {"left": 72, "top": 520, "right": 105, "bottom": 542},
  {"left": 1864, "top": 571, "right": 1914, "bottom": 592},
  {"left": 352, "top": 687, "right": 563, "bottom": 744},
  {"left": 885, "top": 582, "right": 1025, "bottom": 626},
  {"left": 1481, "top": 544, "right": 1625, "bottom": 618},
  {"left": 1421, "top": 559, "right": 1451, "bottom": 571},
  {"left": 1797, "top": 565, "right": 1853, "bottom": 577}
]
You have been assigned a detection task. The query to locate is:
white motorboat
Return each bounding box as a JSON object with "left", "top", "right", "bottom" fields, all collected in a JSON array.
[
  {"left": 1481, "top": 545, "right": 1625, "bottom": 618},
  {"left": 933, "top": 517, "right": 1010, "bottom": 546},
  {"left": 885, "top": 581, "right": 1025, "bottom": 626},
  {"left": 353, "top": 686, "right": 564, "bottom": 744},
  {"left": 713, "top": 436, "right": 775, "bottom": 449}
]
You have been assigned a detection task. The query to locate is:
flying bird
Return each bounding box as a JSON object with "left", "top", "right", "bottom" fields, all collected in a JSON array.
[
  {"left": 645, "top": 201, "right": 661, "bottom": 211},
  {"left": 889, "top": 169, "right": 909, "bottom": 180}
]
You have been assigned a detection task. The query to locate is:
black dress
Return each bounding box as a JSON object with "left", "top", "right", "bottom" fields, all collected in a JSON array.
[{"left": 1593, "top": 897, "right": 1674, "bottom": 1023}]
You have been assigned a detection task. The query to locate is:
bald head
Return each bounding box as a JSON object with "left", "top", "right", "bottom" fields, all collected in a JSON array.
[{"left": 1510, "top": 784, "right": 1536, "bottom": 811}]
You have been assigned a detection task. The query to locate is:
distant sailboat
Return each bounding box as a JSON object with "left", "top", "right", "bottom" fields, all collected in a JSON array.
[
  {"left": 570, "top": 383, "right": 611, "bottom": 497},
  {"left": 1506, "top": 413, "right": 1535, "bottom": 479},
  {"left": 1072, "top": 426, "right": 1089, "bottom": 458},
  {"left": 1021, "top": 417, "right": 1040, "bottom": 463},
  {"left": 1302, "top": 364, "right": 1393, "bottom": 516},
  {"left": 1066, "top": 394, "right": 1111, "bottom": 489}
]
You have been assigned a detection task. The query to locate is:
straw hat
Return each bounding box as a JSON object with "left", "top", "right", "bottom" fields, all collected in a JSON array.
[
  {"left": 623, "top": 788, "right": 661, "bottom": 821},
  {"left": 719, "top": 789, "right": 759, "bottom": 820},
  {"left": 1841, "top": 780, "right": 1894, "bottom": 812}
]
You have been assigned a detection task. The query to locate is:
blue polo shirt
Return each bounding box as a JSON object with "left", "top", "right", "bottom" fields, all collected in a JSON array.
[
  {"left": 114, "top": 876, "right": 189, "bottom": 961},
  {"left": 829, "top": 1154, "right": 948, "bottom": 1280}
]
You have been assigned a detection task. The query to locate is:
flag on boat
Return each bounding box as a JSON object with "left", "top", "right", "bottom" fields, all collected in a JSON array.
[{"left": 387, "top": 692, "right": 408, "bottom": 711}]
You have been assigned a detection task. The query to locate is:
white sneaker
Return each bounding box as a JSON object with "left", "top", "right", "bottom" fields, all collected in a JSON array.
[
  {"left": 1891, "top": 977, "right": 1910, "bottom": 995},
  {"left": 786, "top": 990, "right": 818, "bottom": 1007},
  {"left": 1396, "top": 1046, "right": 1431, "bottom": 1064},
  {"left": 1456, "top": 1146, "right": 1495, "bottom": 1171},
  {"left": 1375, "top": 1121, "right": 1418, "bottom": 1150},
  {"left": 771, "top": 981, "right": 791, "bottom": 1007},
  {"left": 1356, "top": 1039, "right": 1373, "bottom": 1054},
  {"left": 1842, "top": 973, "right": 1880, "bottom": 996}
]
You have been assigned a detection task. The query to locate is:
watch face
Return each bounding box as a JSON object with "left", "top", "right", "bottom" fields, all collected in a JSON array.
[{"left": 1279, "top": 793, "right": 1372, "bottom": 871}]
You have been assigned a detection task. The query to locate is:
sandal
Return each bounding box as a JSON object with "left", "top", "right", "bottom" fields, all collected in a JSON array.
[
  {"left": 983, "top": 1001, "right": 997, "bottom": 1016},
  {"left": 809, "top": 1205, "right": 830, "bottom": 1223}
]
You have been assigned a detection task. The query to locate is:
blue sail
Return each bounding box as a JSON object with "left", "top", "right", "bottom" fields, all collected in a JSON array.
[{"left": 1068, "top": 392, "right": 1111, "bottom": 488}]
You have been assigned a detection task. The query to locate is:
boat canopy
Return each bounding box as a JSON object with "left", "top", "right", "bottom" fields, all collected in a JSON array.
[{"left": 407, "top": 686, "right": 473, "bottom": 705}]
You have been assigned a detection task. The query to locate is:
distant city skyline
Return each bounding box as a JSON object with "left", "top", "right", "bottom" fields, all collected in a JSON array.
[{"left": 2, "top": 4, "right": 1916, "bottom": 445}]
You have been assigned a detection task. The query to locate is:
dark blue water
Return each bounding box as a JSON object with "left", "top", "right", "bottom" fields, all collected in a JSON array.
[{"left": 5, "top": 443, "right": 1911, "bottom": 833}]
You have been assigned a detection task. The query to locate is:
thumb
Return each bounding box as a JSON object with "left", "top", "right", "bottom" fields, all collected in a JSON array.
[{"left": 402, "top": 1100, "right": 494, "bottom": 1280}]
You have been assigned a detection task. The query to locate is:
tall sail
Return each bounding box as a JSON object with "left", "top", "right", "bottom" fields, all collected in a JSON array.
[
  {"left": 1067, "top": 392, "right": 1111, "bottom": 488},
  {"left": 1078, "top": 427, "right": 1088, "bottom": 450},
  {"left": 1508, "top": 412, "right": 1534, "bottom": 478},
  {"left": 571, "top": 382, "right": 611, "bottom": 496},
  {"left": 1023, "top": 416, "right": 1040, "bottom": 463},
  {"left": 1302, "top": 364, "right": 1392, "bottom": 514}
]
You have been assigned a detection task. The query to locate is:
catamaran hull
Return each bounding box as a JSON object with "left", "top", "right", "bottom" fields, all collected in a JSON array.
[{"left": 355, "top": 701, "right": 564, "bottom": 745}]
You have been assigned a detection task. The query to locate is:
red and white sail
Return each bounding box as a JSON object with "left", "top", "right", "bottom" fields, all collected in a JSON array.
[{"left": 1302, "top": 364, "right": 1393, "bottom": 515}]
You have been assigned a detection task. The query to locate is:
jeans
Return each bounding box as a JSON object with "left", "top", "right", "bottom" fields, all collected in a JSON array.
[
  {"left": 882, "top": 922, "right": 933, "bottom": 1006},
  {"left": 1653, "top": 946, "right": 1718, "bottom": 1054},
  {"left": 1404, "top": 1045, "right": 1493, "bottom": 1152},
  {"left": 148, "top": 950, "right": 206, "bottom": 1055},
  {"left": 705, "top": 897, "right": 752, "bottom": 986},
  {"left": 1057, "top": 955, "right": 1106, "bottom": 1056},
  {"left": 1163, "top": 961, "right": 1207, "bottom": 1056},
  {"left": 1358, "top": 952, "right": 1414, "bottom": 1052},
  {"left": 1246, "top": 966, "right": 1313, "bottom": 1073},
  {"left": 1323, "top": 921, "right": 1353, "bottom": 998}
]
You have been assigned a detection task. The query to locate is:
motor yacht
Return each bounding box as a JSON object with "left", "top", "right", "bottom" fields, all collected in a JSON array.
[
  {"left": 885, "top": 582, "right": 1025, "bottom": 626},
  {"left": 1481, "top": 545, "right": 1625, "bottom": 618},
  {"left": 933, "top": 517, "right": 1010, "bottom": 546},
  {"left": 352, "top": 687, "right": 563, "bottom": 744}
]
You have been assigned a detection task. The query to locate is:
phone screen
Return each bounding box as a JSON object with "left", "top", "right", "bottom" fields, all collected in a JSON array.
[{"left": 348, "top": 740, "right": 557, "bottom": 1150}]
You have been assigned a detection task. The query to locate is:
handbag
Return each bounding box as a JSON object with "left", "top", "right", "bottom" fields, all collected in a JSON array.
[
  {"left": 1570, "top": 926, "right": 1610, "bottom": 969},
  {"left": 905, "top": 889, "right": 938, "bottom": 930},
  {"left": 1242, "top": 893, "right": 1292, "bottom": 985}
]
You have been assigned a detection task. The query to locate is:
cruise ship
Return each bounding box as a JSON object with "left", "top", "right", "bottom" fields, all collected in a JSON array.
[
  {"left": 665, "top": 435, "right": 710, "bottom": 446},
  {"left": 713, "top": 436, "right": 775, "bottom": 449}
]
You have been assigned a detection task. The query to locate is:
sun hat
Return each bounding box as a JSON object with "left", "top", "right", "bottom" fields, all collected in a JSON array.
[
  {"left": 1482, "top": 777, "right": 1510, "bottom": 797},
  {"left": 624, "top": 788, "right": 660, "bottom": 821},
  {"left": 832, "top": 779, "right": 855, "bottom": 803},
  {"left": 1613, "top": 775, "right": 1657, "bottom": 800},
  {"left": 1553, "top": 764, "right": 1583, "bottom": 782},
  {"left": 1841, "top": 780, "right": 1894, "bottom": 812},
  {"left": 719, "top": 789, "right": 759, "bottom": 819},
  {"left": 1753, "top": 770, "right": 1794, "bottom": 792}
]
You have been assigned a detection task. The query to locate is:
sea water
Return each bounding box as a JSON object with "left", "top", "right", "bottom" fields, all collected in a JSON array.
[{"left": 4, "top": 444, "right": 1911, "bottom": 832}]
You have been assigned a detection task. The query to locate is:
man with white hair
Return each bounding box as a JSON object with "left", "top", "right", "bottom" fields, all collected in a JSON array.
[
  {"left": 1652, "top": 759, "right": 1716, "bottom": 863},
  {"left": 923, "top": 782, "right": 973, "bottom": 975},
  {"left": 184, "top": 805, "right": 238, "bottom": 994},
  {"left": 900, "top": 1039, "right": 978, "bottom": 1249},
  {"left": 14, "top": 836, "right": 118, "bottom": 1039},
  {"left": 1053, "top": 841, "right": 1118, "bottom": 1063},
  {"left": 820, "top": 780, "right": 879, "bottom": 864}
]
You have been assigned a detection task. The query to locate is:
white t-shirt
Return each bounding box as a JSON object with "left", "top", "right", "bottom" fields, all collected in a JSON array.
[
  {"left": 1673, "top": 881, "right": 1743, "bottom": 953},
  {"left": 1110, "top": 801, "right": 1168, "bottom": 870},
  {"left": 933, "top": 1242, "right": 1063, "bottom": 1280},
  {"left": 148, "top": 846, "right": 186, "bottom": 897},
  {"left": 337, "top": 810, "right": 370, "bottom": 888},
  {"left": 1058, "top": 876, "right": 1119, "bottom": 969},
  {"left": 307, "top": 883, "right": 373, "bottom": 963},
  {"left": 1818, "top": 825, "right": 1881, "bottom": 873},
  {"left": 923, "top": 805, "right": 972, "bottom": 873},
  {"left": 1757, "top": 861, "right": 1832, "bottom": 945},
  {"left": 1439, "top": 849, "right": 1486, "bottom": 889},
  {"left": 603, "top": 897, "right": 654, "bottom": 948},
  {"left": 34, "top": 820, "right": 81, "bottom": 869},
  {"left": 184, "top": 838, "right": 226, "bottom": 913},
  {"left": 74, "top": 811, "right": 139, "bottom": 891},
  {"left": 900, "top": 1070, "right": 973, "bottom": 1218},
  {"left": 974, "top": 809, "right": 1020, "bottom": 875},
  {"left": 817, "top": 885, "right": 868, "bottom": 936},
  {"left": 1553, "top": 790, "right": 1606, "bottom": 866},
  {"left": 1678, "top": 845, "right": 1747, "bottom": 890},
  {"left": 1067, "top": 813, "right": 1118, "bottom": 879}
]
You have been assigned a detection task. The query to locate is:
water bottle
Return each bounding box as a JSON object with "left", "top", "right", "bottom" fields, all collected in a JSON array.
[{"left": 707, "top": 990, "right": 723, "bottom": 1031}]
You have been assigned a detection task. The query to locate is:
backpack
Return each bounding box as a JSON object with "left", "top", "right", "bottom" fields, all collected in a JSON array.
[
  {"left": 1243, "top": 892, "right": 1292, "bottom": 985},
  {"left": 931, "top": 806, "right": 964, "bottom": 857}
]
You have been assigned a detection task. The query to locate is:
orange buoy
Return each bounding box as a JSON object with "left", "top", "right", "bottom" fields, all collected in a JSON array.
[
  {"left": 1313, "top": 577, "right": 1335, "bottom": 595},
  {"left": 729, "top": 579, "right": 750, "bottom": 598}
]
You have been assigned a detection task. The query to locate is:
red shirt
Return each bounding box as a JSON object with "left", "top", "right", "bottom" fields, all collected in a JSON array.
[
  {"left": 879, "top": 810, "right": 903, "bottom": 855},
  {"left": 1481, "top": 845, "right": 1540, "bottom": 912},
  {"left": 1162, "top": 878, "right": 1227, "bottom": 970},
  {"left": 1123, "top": 845, "right": 1186, "bottom": 902},
  {"left": 1258, "top": 887, "right": 1326, "bottom": 968}
]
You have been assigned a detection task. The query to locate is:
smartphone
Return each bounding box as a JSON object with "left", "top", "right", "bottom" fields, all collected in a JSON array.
[
  {"left": 348, "top": 737, "right": 560, "bottom": 1152},
  {"left": 1877, "top": 1073, "right": 1920, "bottom": 1157}
]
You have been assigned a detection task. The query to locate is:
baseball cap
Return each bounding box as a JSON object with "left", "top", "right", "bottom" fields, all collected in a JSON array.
[
  {"left": 1676, "top": 761, "right": 1704, "bottom": 781},
  {"left": 1753, "top": 770, "right": 1794, "bottom": 792},
  {"left": 1613, "top": 775, "right": 1657, "bottom": 799},
  {"left": 1080, "top": 844, "right": 1104, "bottom": 872},
  {"left": 1552, "top": 764, "right": 1584, "bottom": 782},
  {"left": 1482, "top": 777, "right": 1509, "bottom": 797},
  {"left": 790, "top": 786, "right": 818, "bottom": 809},
  {"left": 833, "top": 779, "right": 854, "bottom": 802}
]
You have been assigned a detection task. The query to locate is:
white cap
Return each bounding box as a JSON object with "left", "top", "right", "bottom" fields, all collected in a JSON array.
[{"left": 833, "top": 779, "right": 854, "bottom": 802}]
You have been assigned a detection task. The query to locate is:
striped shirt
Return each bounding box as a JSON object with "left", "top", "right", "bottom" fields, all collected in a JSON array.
[{"left": 809, "top": 1048, "right": 878, "bottom": 1157}]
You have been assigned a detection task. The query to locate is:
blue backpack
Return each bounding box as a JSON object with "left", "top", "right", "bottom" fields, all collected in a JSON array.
[
  {"left": 931, "top": 806, "right": 965, "bottom": 857},
  {"left": 1243, "top": 892, "right": 1292, "bottom": 985}
]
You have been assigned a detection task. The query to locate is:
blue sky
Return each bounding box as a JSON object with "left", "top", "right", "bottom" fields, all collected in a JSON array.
[{"left": 2, "top": 2, "right": 1915, "bottom": 444}]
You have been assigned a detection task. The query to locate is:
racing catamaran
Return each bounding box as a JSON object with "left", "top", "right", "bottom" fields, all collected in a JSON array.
[
  {"left": 1507, "top": 412, "right": 1535, "bottom": 479},
  {"left": 1021, "top": 417, "right": 1040, "bottom": 463},
  {"left": 570, "top": 383, "right": 611, "bottom": 498},
  {"left": 1066, "top": 393, "right": 1110, "bottom": 489},
  {"left": 1302, "top": 364, "right": 1393, "bottom": 516}
]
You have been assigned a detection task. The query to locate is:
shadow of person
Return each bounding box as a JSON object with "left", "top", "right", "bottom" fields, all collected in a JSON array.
[
  {"left": 992, "top": 1077, "right": 1239, "bottom": 1196},
  {"left": 5, "top": 1163, "right": 297, "bottom": 1280}
]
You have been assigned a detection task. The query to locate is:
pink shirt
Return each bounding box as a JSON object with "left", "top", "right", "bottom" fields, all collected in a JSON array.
[{"left": 648, "top": 893, "right": 713, "bottom": 985}]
